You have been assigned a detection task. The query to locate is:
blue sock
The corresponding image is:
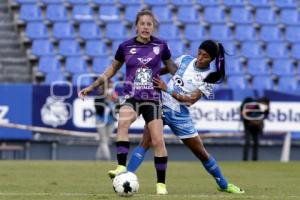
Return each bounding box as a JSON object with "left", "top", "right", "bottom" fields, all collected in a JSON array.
[
  {"left": 202, "top": 156, "right": 228, "bottom": 189},
  {"left": 127, "top": 146, "right": 147, "bottom": 173}
]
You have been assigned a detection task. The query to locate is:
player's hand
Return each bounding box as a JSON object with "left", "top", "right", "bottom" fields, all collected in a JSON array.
[
  {"left": 78, "top": 86, "right": 94, "bottom": 100},
  {"left": 153, "top": 76, "right": 167, "bottom": 91}
]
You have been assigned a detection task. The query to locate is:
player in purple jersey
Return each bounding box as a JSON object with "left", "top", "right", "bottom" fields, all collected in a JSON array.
[
  {"left": 127, "top": 40, "right": 245, "bottom": 194},
  {"left": 78, "top": 9, "right": 177, "bottom": 195}
]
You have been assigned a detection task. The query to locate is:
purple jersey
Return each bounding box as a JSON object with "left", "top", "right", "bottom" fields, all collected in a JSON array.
[{"left": 115, "top": 36, "right": 171, "bottom": 101}]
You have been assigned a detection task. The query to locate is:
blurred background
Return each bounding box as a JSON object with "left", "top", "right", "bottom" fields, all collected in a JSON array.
[{"left": 0, "top": 0, "right": 300, "bottom": 161}]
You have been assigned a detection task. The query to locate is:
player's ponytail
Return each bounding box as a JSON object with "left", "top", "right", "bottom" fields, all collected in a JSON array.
[{"left": 201, "top": 41, "right": 226, "bottom": 84}]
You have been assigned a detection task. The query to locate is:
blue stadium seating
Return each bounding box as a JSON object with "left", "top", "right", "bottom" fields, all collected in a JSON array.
[
  {"left": 221, "top": 41, "right": 237, "bottom": 55},
  {"left": 72, "top": 73, "right": 94, "bottom": 86},
  {"left": 40, "top": 0, "right": 64, "bottom": 4},
  {"left": 119, "top": 0, "right": 141, "bottom": 5},
  {"left": 143, "top": 0, "right": 169, "bottom": 6},
  {"left": 260, "top": 25, "right": 282, "bottom": 42},
  {"left": 58, "top": 40, "right": 81, "bottom": 56},
  {"left": 184, "top": 24, "right": 206, "bottom": 41},
  {"left": 226, "top": 57, "right": 244, "bottom": 75},
  {"left": 79, "top": 22, "right": 102, "bottom": 39},
  {"left": 53, "top": 22, "right": 76, "bottom": 39},
  {"left": 65, "top": 57, "right": 88, "bottom": 73},
  {"left": 248, "top": 0, "right": 272, "bottom": 7},
  {"left": 72, "top": 5, "right": 94, "bottom": 22},
  {"left": 196, "top": 0, "right": 219, "bottom": 6},
  {"left": 152, "top": 6, "right": 173, "bottom": 23},
  {"left": 99, "top": 5, "right": 120, "bottom": 22},
  {"left": 124, "top": 5, "right": 143, "bottom": 23},
  {"left": 105, "top": 22, "right": 128, "bottom": 40},
  {"left": 45, "top": 72, "right": 66, "bottom": 84},
  {"left": 92, "top": 57, "right": 111, "bottom": 73},
  {"left": 46, "top": 4, "right": 68, "bottom": 22},
  {"left": 176, "top": 6, "right": 199, "bottom": 24},
  {"left": 26, "top": 22, "right": 49, "bottom": 39},
  {"left": 92, "top": 0, "right": 116, "bottom": 5},
  {"left": 227, "top": 75, "right": 248, "bottom": 89},
  {"left": 32, "top": 39, "right": 56, "bottom": 56},
  {"left": 252, "top": 76, "right": 274, "bottom": 91},
  {"left": 85, "top": 40, "right": 108, "bottom": 57},
  {"left": 16, "top": 0, "right": 38, "bottom": 3},
  {"left": 167, "top": 40, "right": 185, "bottom": 58},
  {"left": 277, "top": 76, "right": 298, "bottom": 91},
  {"left": 111, "top": 40, "right": 124, "bottom": 55},
  {"left": 230, "top": 7, "right": 253, "bottom": 24},
  {"left": 265, "top": 42, "right": 289, "bottom": 58},
  {"left": 38, "top": 56, "right": 61, "bottom": 73},
  {"left": 235, "top": 25, "right": 257, "bottom": 41},
  {"left": 240, "top": 42, "right": 264, "bottom": 58},
  {"left": 279, "top": 9, "right": 300, "bottom": 25},
  {"left": 189, "top": 40, "right": 202, "bottom": 53},
  {"left": 274, "top": 0, "right": 297, "bottom": 8},
  {"left": 223, "top": 0, "right": 245, "bottom": 7},
  {"left": 247, "top": 58, "right": 270, "bottom": 75},
  {"left": 210, "top": 25, "right": 233, "bottom": 41},
  {"left": 66, "top": 0, "right": 88, "bottom": 4},
  {"left": 204, "top": 7, "right": 226, "bottom": 24},
  {"left": 272, "top": 59, "right": 294, "bottom": 76},
  {"left": 255, "top": 8, "right": 277, "bottom": 24},
  {"left": 158, "top": 23, "right": 180, "bottom": 40},
  {"left": 20, "top": 4, "right": 43, "bottom": 21},
  {"left": 170, "top": 0, "right": 193, "bottom": 6},
  {"left": 285, "top": 26, "right": 300, "bottom": 42},
  {"left": 291, "top": 43, "right": 300, "bottom": 59}
]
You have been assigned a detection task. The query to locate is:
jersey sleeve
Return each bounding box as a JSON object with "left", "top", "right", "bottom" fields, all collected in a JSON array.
[
  {"left": 161, "top": 41, "right": 172, "bottom": 60},
  {"left": 174, "top": 55, "right": 185, "bottom": 67},
  {"left": 114, "top": 43, "right": 125, "bottom": 63},
  {"left": 198, "top": 82, "right": 215, "bottom": 99}
]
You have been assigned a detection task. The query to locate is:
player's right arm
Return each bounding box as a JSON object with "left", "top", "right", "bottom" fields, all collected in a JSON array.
[{"left": 78, "top": 59, "right": 123, "bottom": 99}]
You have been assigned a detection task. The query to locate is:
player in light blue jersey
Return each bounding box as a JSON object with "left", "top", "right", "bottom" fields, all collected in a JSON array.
[{"left": 127, "top": 40, "right": 245, "bottom": 194}]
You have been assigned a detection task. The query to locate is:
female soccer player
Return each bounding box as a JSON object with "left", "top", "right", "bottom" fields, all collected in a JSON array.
[
  {"left": 78, "top": 9, "right": 177, "bottom": 194},
  {"left": 127, "top": 40, "right": 245, "bottom": 194}
]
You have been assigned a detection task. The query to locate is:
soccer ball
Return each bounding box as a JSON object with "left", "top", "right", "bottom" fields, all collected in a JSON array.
[{"left": 112, "top": 172, "right": 139, "bottom": 197}]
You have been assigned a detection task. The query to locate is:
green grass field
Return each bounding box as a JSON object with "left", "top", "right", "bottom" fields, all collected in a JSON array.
[{"left": 0, "top": 161, "right": 299, "bottom": 200}]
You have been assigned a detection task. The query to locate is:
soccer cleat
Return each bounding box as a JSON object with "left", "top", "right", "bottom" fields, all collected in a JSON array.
[
  {"left": 156, "top": 183, "right": 168, "bottom": 195},
  {"left": 108, "top": 165, "right": 126, "bottom": 179},
  {"left": 218, "top": 183, "right": 245, "bottom": 194}
]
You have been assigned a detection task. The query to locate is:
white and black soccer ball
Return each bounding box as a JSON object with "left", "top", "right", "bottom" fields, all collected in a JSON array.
[{"left": 112, "top": 172, "right": 139, "bottom": 197}]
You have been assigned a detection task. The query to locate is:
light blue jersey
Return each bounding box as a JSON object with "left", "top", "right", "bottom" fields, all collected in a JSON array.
[{"left": 162, "top": 55, "right": 215, "bottom": 139}]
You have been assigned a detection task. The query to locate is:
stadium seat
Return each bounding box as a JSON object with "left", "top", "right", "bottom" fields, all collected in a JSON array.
[
  {"left": 252, "top": 76, "right": 274, "bottom": 91},
  {"left": 260, "top": 25, "right": 282, "bottom": 42},
  {"left": 44, "top": 72, "right": 67, "bottom": 84},
  {"left": 85, "top": 40, "right": 108, "bottom": 57},
  {"left": 221, "top": 41, "right": 237, "bottom": 55},
  {"left": 105, "top": 22, "right": 128, "bottom": 40},
  {"left": 124, "top": 5, "right": 143, "bottom": 23},
  {"left": 167, "top": 40, "right": 185, "bottom": 58},
  {"left": 99, "top": 5, "right": 120, "bottom": 22},
  {"left": 170, "top": 0, "right": 193, "bottom": 6},
  {"left": 72, "top": 73, "right": 94, "bottom": 86},
  {"left": 16, "top": 0, "right": 37, "bottom": 3},
  {"left": 46, "top": 4, "right": 68, "bottom": 22},
  {"left": 111, "top": 40, "right": 124, "bottom": 54},
  {"left": 184, "top": 24, "right": 206, "bottom": 41},
  {"left": 176, "top": 6, "right": 199, "bottom": 24},
  {"left": 32, "top": 39, "right": 56, "bottom": 56},
  {"left": 265, "top": 42, "right": 289, "bottom": 59},
  {"left": 277, "top": 76, "right": 298, "bottom": 91},
  {"left": 119, "top": 0, "right": 141, "bottom": 5},
  {"left": 235, "top": 25, "right": 257, "bottom": 41},
  {"left": 227, "top": 75, "right": 248, "bottom": 89},
  {"left": 272, "top": 59, "right": 295, "bottom": 76},
  {"left": 189, "top": 40, "right": 202, "bottom": 54},
  {"left": 240, "top": 42, "right": 264, "bottom": 58},
  {"left": 196, "top": 0, "right": 219, "bottom": 6},
  {"left": 20, "top": 4, "right": 43, "bottom": 21},
  {"left": 79, "top": 22, "right": 102, "bottom": 40},
  {"left": 158, "top": 23, "right": 180, "bottom": 40},
  {"left": 72, "top": 5, "right": 94, "bottom": 22},
  {"left": 92, "top": 57, "right": 111, "bottom": 73},
  {"left": 92, "top": 0, "right": 116, "bottom": 5},
  {"left": 143, "top": 0, "right": 169, "bottom": 6},
  {"left": 247, "top": 58, "right": 270, "bottom": 75},
  {"left": 209, "top": 25, "right": 233, "bottom": 41},
  {"left": 291, "top": 43, "right": 300, "bottom": 59},
  {"left": 40, "top": 0, "right": 64, "bottom": 4},
  {"left": 297, "top": 62, "right": 300, "bottom": 75},
  {"left": 65, "top": 57, "right": 88, "bottom": 73},
  {"left": 66, "top": 0, "right": 88, "bottom": 4},
  {"left": 26, "top": 22, "right": 49, "bottom": 39},
  {"left": 255, "top": 8, "right": 277, "bottom": 25},
  {"left": 58, "top": 40, "right": 81, "bottom": 56},
  {"left": 223, "top": 0, "right": 245, "bottom": 7},
  {"left": 230, "top": 7, "right": 253, "bottom": 24},
  {"left": 53, "top": 22, "right": 76, "bottom": 39},
  {"left": 274, "top": 0, "right": 297, "bottom": 8},
  {"left": 248, "top": 0, "right": 272, "bottom": 7},
  {"left": 204, "top": 7, "right": 226, "bottom": 24},
  {"left": 152, "top": 6, "right": 173, "bottom": 23},
  {"left": 226, "top": 57, "right": 244, "bottom": 75},
  {"left": 38, "top": 56, "right": 61, "bottom": 73},
  {"left": 285, "top": 26, "right": 300, "bottom": 43},
  {"left": 279, "top": 9, "right": 300, "bottom": 25}
]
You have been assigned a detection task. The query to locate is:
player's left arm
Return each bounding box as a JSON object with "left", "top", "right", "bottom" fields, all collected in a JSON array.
[
  {"left": 153, "top": 77, "right": 202, "bottom": 106},
  {"left": 160, "top": 59, "right": 178, "bottom": 75}
]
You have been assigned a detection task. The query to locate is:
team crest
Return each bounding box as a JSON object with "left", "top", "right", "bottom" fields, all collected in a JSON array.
[
  {"left": 134, "top": 67, "right": 153, "bottom": 89},
  {"left": 153, "top": 46, "right": 160, "bottom": 55}
]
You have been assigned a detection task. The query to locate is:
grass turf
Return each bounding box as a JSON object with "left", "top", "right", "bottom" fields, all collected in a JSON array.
[{"left": 0, "top": 161, "right": 299, "bottom": 200}]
